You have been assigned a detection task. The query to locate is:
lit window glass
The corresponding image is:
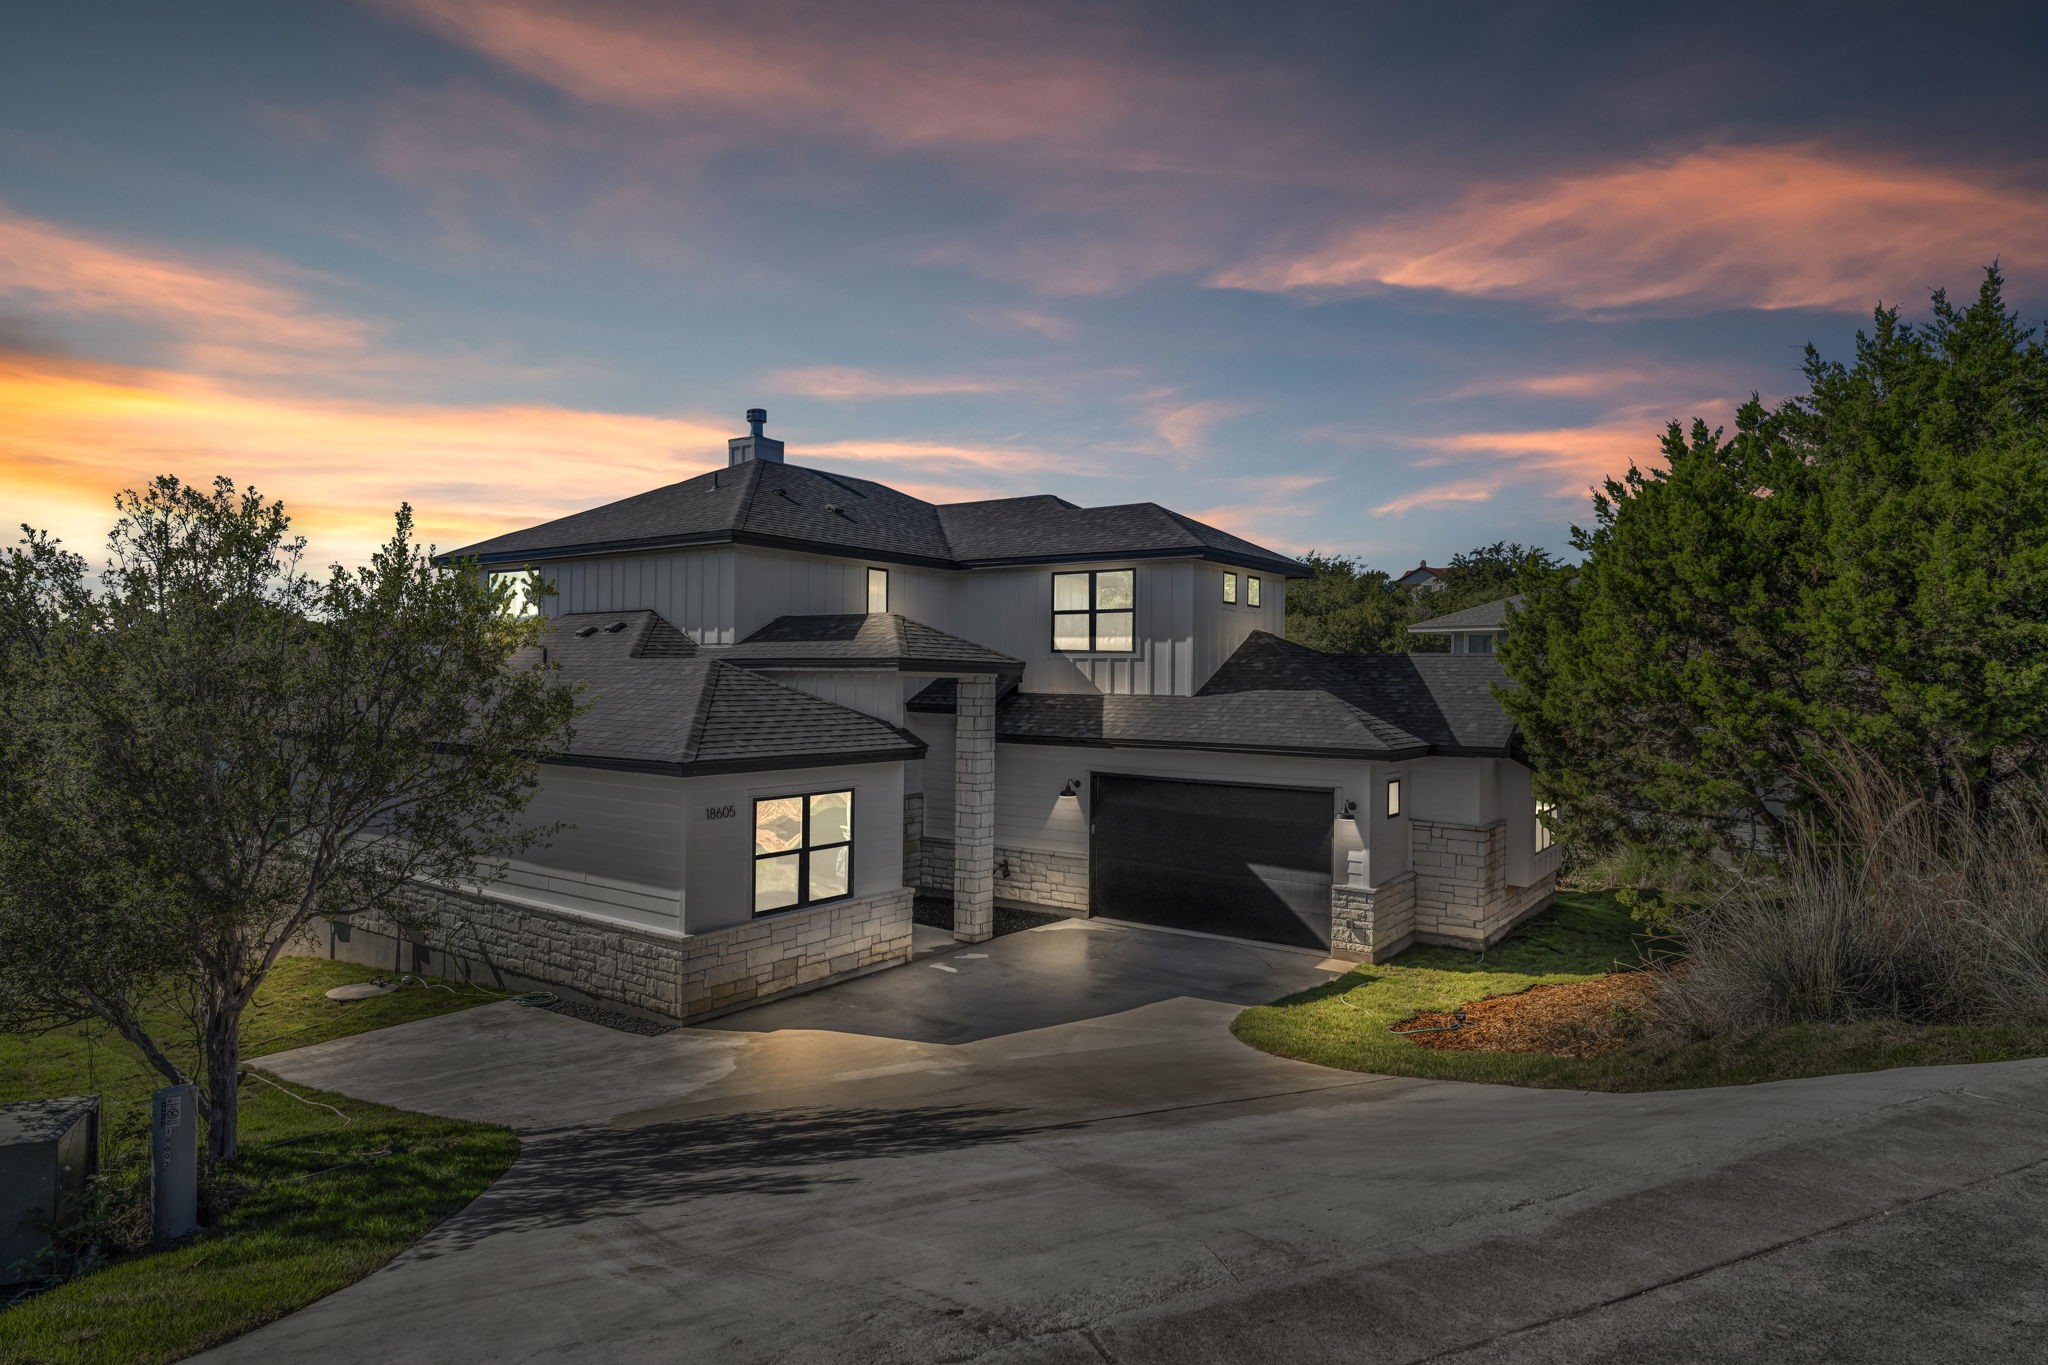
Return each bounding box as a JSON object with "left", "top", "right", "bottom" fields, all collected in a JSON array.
[
  {"left": 1387, "top": 777, "right": 1402, "bottom": 818},
  {"left": 1247, "top": 576, "right": 1262, "bottom": 608},
  {"left": 1223, "top": 572, "right": 1238, "bottom": 604},
  {"left": 1050, "top": 569, "right": 1137, "bottom": 652},
  {"left": 866, "top": 567, "right": 889, "bottom": 614},
  {"left": 753, "top": 790, "right": 855, "bottom": 914},
  {"left": 1535, "top": 799, "right": 1556, "bottom": 853},
  {"left": 491, "top": 570, "right": 540, "bottom": 617}
]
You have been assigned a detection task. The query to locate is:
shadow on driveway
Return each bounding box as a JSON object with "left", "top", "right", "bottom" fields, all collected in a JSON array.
[{"left": 411, "top": 1102, "right": 1084, "bottom": 1255}]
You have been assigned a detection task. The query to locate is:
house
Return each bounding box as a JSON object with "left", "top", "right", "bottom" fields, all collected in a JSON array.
[
  {"left": 1408, "top": 594, "right": 1521, "bottom": 655},
  {"left": 1391, "top": 560, "right": 1446, "bottom": 590},
  {"left": 311, "top": 411, "right": 1560, "bottom": 1020}
]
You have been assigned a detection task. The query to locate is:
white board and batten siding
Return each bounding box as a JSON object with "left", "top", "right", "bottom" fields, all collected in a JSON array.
[
  {"left": 534, "top": 547, "right": 739, "bottom": 645},
  {"left": 734, "top": 546, "right": 952, "bottom": 639},
  {"left": 774, "top": 670, "right": 907, "bottom": 725},
  {"left": 683, "top": 761, "right": 906, "bottom": 935},
  {"left": 983, "top": 743, "right": 1371, "bottom": 889},
  {"left": 491, "top": 765, "right": 687, "bottom": 931}
]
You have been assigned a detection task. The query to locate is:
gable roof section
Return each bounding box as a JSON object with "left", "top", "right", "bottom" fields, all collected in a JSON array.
[
  {"left": 1199, "top": 632, "right": 1517, "bottom": 755},
  {"left": 1408, "top": 594, "right": 1522, "bottom": 633},
  {"left": 723, "top": 613, "right": 1023, "bottom": 673},
  {"left": 443, "top": 459, "right": 1308, "bottom": 577},
  {"left": 522, "top": 611, "right": 924, "bottom": 775}
]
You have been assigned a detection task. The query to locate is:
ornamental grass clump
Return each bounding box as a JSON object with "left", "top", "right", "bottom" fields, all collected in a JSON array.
[{"left": 1658, "top": 756, "right": 2048, "bottom": 1036}]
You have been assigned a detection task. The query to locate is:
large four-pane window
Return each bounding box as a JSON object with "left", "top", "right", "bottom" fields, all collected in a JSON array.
[
  {"left": 753, "top": 790, "right": 854, "bottom": 914},
  {"left": 1051, "top": 569, "right": 1135, "bottom": 652}
]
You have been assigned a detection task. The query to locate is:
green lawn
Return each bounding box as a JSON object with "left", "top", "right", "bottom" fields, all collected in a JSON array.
[
  {"left": 1232, "top": 891, "right": 2048, "bottom": 1090},
  {"left": 0, "top": 958, "right": 517, "bottom": 1365}
]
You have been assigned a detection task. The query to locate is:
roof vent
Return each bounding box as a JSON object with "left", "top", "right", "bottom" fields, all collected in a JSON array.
[
  {"left": 727, "top": 406, "right": 786, "bottom": 466},
  {"left": 574, "top": 625, "right": 598, "bottom": 638},
  {"left": 605, "top": 620, "right": 630, "bottom": 633}
]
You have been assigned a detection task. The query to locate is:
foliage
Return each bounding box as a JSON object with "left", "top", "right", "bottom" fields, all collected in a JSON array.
[
  {"left": 1501, "top": 269, "right": 2048, "bottom": 857},
  {"left": 1285, "top": 542, "right": 1561, "bottom": 654},
  {"left": 0, "top": 959, "right": 513, "bottom": 1364},
  {"left": 0, "top": 476, "right": 579, "bottom": 1168},
  {"left": 1231, "top": 892, "right": 2048, "bottom": 1090}
]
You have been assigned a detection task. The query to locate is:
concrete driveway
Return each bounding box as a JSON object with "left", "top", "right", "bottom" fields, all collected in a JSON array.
[{"left": 205, "top": 918, "right": 2048, "bottom": 1364}]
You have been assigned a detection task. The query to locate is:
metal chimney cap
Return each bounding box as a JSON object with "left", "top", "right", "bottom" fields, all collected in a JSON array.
[{"left": 745, "top": 408, "right": 767, "bottom": 424}]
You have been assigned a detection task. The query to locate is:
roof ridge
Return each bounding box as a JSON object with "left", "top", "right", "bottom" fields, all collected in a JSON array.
[
  {"left": 685, "top": 657, "right": 728, "bottom": 764},
  {"left": 732, "top": 455, "right": 769, "bottom": 535}
]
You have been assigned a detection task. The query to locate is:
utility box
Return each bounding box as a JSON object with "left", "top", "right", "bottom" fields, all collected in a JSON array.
[{"left": 0, "top": 1097, "right": 101, "bottom": 1286}]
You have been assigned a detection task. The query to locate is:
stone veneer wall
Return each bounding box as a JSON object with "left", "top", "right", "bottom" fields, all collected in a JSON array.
[
  {"left": 953, "top": 675, "right": 997, "bottom": 941},
  {"left": 903, "top": 791, "right": 925, "bottom": 890},
  {"left": 919, "top": 835, "right": 956, "bottom": 899},
  {"left": 1329, "top": 872, "right": 1416, "bottom": 963},
  {"left": 299, "top": 880, "right": 912, "bottom": 1021},
  {"left": 994, "top": 845, "right": 1090, "bottom": 915},
  {"left": 1411, "top": 818, "right": 1555, "bottom": 948}
]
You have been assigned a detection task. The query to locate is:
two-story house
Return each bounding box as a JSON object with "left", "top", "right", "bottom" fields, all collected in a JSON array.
[{"left": 310, "top": 412, "right": 1560, "bottom": 1020}]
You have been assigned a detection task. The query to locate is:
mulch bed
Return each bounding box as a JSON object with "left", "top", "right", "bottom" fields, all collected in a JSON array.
[{"left": 1397, "top": 971, "right": 1663, "bottom": 1058}]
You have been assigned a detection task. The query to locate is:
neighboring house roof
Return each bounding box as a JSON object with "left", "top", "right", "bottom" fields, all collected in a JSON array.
[
  {"left": 722, "top": 613, "right": 1023, "bottom": 673},
  {"left": 1407, "top": 594, "right": 1523, "bottom": 634},
  {"left": 910, "top": 630, "right": 1518, "bottom": 760},
  {"left": 1392, "top": 561, "right": 1444, "bottom": 587},
  {"left": 442, "top": 458, "right": 1309, "bottom": 578},
  {"left": 521, "top": 611, "right": 925, "bottom": 775}
]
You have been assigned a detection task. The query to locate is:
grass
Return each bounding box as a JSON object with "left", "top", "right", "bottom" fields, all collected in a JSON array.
[
  {"left": 0, "top": 958, "right": 518, "bottom": 1365},
  {"left": 1232, "top": 891, "right": 2048, "bottom": 1090}
]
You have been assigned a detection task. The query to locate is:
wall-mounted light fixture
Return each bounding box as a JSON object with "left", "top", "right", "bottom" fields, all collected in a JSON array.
[
  {"left": 1059, "top": 779, "right": 1081, "bottom": 798},
  {"left": 1341, "top": 799, "right": 1357, "bottom": 818}
]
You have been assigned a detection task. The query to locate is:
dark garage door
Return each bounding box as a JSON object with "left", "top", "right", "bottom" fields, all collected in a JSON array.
[{"left": 1089, "top": 775, "right": 1333, "bottom": 950}]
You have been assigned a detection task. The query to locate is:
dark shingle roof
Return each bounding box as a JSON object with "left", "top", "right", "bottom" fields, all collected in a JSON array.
[
  {"left": 908, "top": 631, "right": 1518, "bottom": 759},
  {"left": 722, "top": 614, "right": 1022, "bottom": 673},
  {"left": 443, "top": 460, "right": 1307, "bottom": 577},
  {"left": 1408, "top": 594, "right": 1522, "bottom": 633},
  {"left": 522, "top": 611, "right": 924, "bottom": 775}
]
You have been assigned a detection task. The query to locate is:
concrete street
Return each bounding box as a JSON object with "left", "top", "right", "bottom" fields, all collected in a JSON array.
[{"left": 204, "top": 918, "right": 2048, "bottom": 1363}]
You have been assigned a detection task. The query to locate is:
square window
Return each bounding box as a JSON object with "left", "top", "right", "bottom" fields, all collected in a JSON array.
[
  {"left": 866, "top": 567, "right": 889, "bottom": 614},
  {"left": 491, "top": 570, "right": 542, "bottom": 618},
  {"left": 1049, "top": 569, "right": 1138, "bottom": 653},
  {"left": 1386, "top": 777, "right": 1402, "bottom": 818},
  {"left": 752, "top": 789, "right": 855, "bottom": 914},
  {"left": 1247, "top": 576, "right": 1262, "bottom": 608},
  {"left": 1223, "top": 571, "right": 1237, "bottom": 604}
]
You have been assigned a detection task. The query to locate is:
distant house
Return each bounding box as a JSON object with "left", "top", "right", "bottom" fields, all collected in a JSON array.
[
  {"left": 1408, "top": 594, "right": 1520, "bottom": 656},
  {"left": 307, "top": 412, "right": 1560, "bottom": 1021},
  {"left": 1391, "top": 560, "right": 1446, "bottom": 591}
]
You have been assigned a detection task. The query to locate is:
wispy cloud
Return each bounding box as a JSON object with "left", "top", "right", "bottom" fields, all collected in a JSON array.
[
  {"left": 1371, "top": 478, "right": 1503, "bottom": 518},
  {"left": 1147, "top": 396, "right": 1255, "bottom": 458},
  {"left": 802, "top": 437, "right": 1094, "bottom": 476},
  {"left": 1189, "top": 472, "right": 1329, "bottom": 550},
  {"left": 1214, "top": 143, "right": 2048, "bottom": 314},
  {"left": 766, "top": 366, "right": 1014, "bottom": 400}
]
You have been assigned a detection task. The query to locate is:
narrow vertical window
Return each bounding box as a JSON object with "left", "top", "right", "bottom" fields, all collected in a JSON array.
[
  {"left": 754, "top": 790, "right": 856, "bottom": 914},
  {"left": 1222, "top": 571, "right": 1238, "bottom": 604},
  {"left": 1535, "top": 798, "right": 1556, "bottom": 853},
  {"left": 1051, "top": 569, "right": 1135, "bottom": 652},
  {"left": 1386, "top": 777, "right": 1402, "bottom": 818},
  {"left": 1247, "top": 575, "right": 1262, "bottom": 608},
  {"left": 866, "top": 566, "right": 889, "bottom": 614}
]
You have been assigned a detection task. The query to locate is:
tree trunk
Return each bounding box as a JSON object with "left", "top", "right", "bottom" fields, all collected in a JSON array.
[{"left": 201, "top": 1001, "right": 242, "bottom": 1169}]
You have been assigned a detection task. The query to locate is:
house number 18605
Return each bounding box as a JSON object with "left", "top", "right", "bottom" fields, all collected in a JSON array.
[{"left": 704, "top": 804, "right": 737, "bottom": 820}]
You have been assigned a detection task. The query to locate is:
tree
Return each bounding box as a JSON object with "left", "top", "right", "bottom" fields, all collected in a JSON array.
[
  {"left": 1501, "top": 268, "right": 2048, "bottom": 857},
  {"left": 0, "top": 477, "right": 579, "bottom": 1169},
  {"left": 1284, "top": 551, "right": 1413, "bottom": 653}
]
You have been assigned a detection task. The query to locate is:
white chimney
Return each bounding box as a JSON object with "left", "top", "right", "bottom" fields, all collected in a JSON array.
[{"left": 727, "top": 407, "right": 786, "bottom": 465}]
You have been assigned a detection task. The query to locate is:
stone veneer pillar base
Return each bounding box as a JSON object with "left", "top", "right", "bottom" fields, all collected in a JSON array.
[
  {"left": 1328, "top": 872, "right": 1417, "bottom": 963},
  {"left": 953, "top": 674, "right": 997, "bottom": 942},
  {"left": 294, "top": 882, "right": 913, "bottom": 1022}
]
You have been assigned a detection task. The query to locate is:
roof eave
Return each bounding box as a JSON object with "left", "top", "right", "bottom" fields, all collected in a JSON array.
[{"left": 541, "top": 741, "right": 925, "bottom": 778}]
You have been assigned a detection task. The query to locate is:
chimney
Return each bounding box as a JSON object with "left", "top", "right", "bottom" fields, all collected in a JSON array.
[{"left": 727, "top": 407, "right": 786, "bottom": 465}]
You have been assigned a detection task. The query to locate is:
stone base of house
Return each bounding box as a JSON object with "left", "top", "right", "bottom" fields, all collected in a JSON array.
[
  {"left": 1329, "top": 872, "right": 1417, "bottom": 963},
  {"left": 292, "top": 881, "right": 913, "bottom": 1022},
  {"left": 915, "top": 835, "right": 1091, "bottom": 918}
]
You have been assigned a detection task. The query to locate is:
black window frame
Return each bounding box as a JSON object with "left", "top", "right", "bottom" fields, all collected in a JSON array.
[
  {"left": 1386, "top": 777, "right": 1403, "bottom": 819},
  {"left": 752, "top": 788, "right": 856, "bottom": 916},
  {"left": 866, "top": 566, "right": 889, "bottom": 614},
  {"left": 1535, "top": 798, "right": 1556, "bottom": 854},
  {"left": 1222, "top": 571, "right": 1238, "bottom": 604},
  {"left": 1247, "top": 575, "right": 1262, "bottom": 608},
  {"left": 1050, "top": 568, "right": 1137, "bottom": 654}
]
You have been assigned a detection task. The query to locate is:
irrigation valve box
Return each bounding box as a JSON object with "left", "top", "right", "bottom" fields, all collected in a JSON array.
[{"left": 0, "top": 1096, "right": 101, "bottom": 1286}]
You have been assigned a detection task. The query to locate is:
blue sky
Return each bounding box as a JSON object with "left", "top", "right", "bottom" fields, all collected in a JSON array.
[{"left": 4, "top": 0, "right": 2044, "bottom": 569}]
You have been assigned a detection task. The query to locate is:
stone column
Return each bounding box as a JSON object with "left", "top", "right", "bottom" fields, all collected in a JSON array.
[{"left": 952, "top": 674, "right": 997, "bottom": 942}]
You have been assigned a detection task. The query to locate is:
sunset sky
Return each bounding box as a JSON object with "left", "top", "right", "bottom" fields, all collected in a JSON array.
[{"left": 5, "top": 1, "right": 2045, "bottom": 571}]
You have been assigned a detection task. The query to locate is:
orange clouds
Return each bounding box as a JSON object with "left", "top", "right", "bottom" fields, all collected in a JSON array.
[
  {"left": 1216, "top": 144, "right": 2048, "bottom": 314},
  {"left": 0, "top": 204, "right": 368, "bottom": 371},
  {"left": 766, "top": 367, "right": 1013, "bottom": 400}
]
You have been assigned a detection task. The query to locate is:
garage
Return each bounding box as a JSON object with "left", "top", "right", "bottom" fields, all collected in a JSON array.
[{"left": 1088, "top": 774, "right": 1334, "bottom": 950}]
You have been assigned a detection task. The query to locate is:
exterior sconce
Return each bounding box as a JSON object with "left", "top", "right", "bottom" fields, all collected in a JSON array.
[
  {"left": 1060, "top": 779, "right": 1081, "bottom": 798},
  {"left": 1341, "top": 799, "right": 1358, "bottom": 817}
]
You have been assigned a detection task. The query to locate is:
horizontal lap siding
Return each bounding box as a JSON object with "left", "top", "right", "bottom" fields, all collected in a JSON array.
[{"left": 488, "top": 766, "right": 687, "bottom": 928}]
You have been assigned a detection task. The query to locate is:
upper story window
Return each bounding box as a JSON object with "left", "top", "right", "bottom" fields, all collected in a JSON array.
[
  {"left": 1386, "top": 777, "right": 1402, "bottom": 818},
  {"left": 489, "top": 570, "right": 541, "bottom": 618},
  {"left": 1222, "top": 571, "right": 1238, "bottom": 604},
  {"left": 866, "top": 567, "right": 889, "bottom": 614},
  {"left": 1247, "top": 575, "right": 1262, "bottom": 608},
  {"left": 1535, "top": 798, "right": 1556, "bottom": 853},
  {"left": 754, "top": 789, "right": 854, "bottom": 914},
  {"left": 1463, "top": 633, "right": 1495, "bottom": 655},
  {"left": 1052, "top": 569, "right": 1135, "bottom": 652}
]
